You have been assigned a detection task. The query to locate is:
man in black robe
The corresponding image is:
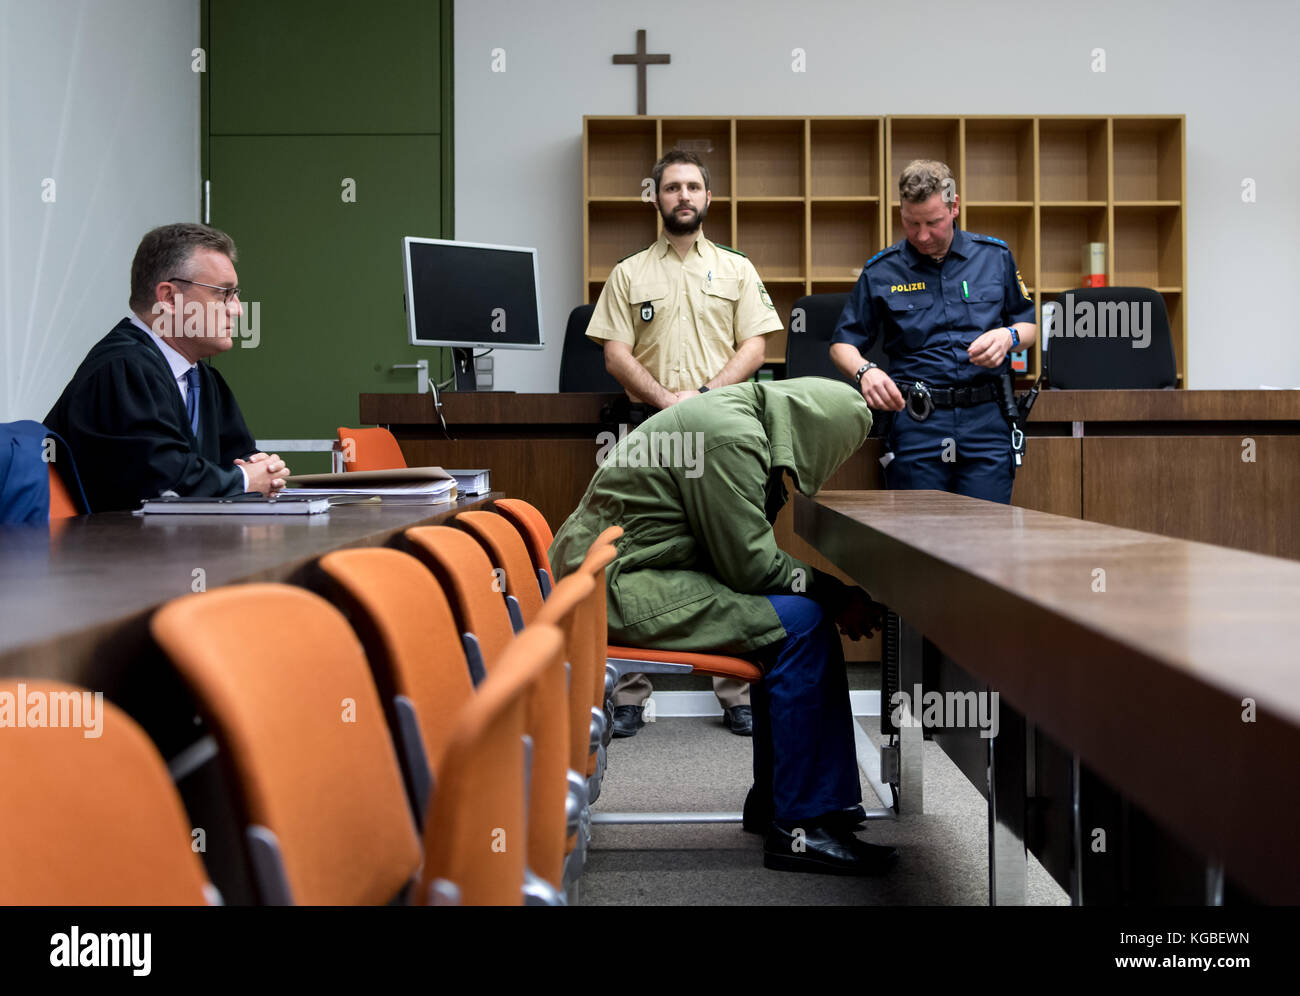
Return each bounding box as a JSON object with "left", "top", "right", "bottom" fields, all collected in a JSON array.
[{"left": 44, "top": 223, "right": 289, "bottom": 512}]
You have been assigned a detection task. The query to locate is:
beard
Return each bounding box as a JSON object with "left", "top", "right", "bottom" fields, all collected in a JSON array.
[{"left": 660, "top": 199, "right": 708, "bottom": 236}]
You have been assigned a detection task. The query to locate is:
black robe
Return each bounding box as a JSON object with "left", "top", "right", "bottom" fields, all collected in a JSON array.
[{"left": 44, "top": 319, "right": 257, "bottom": 512}]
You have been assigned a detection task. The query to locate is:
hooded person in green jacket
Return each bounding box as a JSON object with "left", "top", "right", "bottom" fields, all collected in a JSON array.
[{"left": 550, "top": 377, "right": 897, "bottom": 876}]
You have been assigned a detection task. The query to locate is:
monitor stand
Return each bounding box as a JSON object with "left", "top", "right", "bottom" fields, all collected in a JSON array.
[{"left": 451, "top": 347, "right": 477, "bottom": 391}]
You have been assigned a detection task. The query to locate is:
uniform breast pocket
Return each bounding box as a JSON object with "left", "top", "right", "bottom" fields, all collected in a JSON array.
[
  {"left": 964, "top": 290, "right": 1004, "bottom": 336},
  {"left": 701, "top": 276, "right": 740, "bottom": 332},
  {"left": 886, "top": 293, "right": 934, "bottom": 350},
  {"left": 629, "top": 281, "right": 669, "bottom": 324}
]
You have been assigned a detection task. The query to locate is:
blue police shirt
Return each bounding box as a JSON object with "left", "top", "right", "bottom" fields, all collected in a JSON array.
[{"left": 831, "top": 228, "right": 1035, "bottom": 387}]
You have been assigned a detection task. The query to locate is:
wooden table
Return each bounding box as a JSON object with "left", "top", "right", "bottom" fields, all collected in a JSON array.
[
  {"left": 795, "top": 489, "right": 1300, "bottom": 905},
  {"left": 0, "top": 497, "right": 494, "bottom": 689}
]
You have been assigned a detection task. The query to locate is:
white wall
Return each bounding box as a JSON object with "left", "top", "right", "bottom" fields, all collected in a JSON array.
[
  {"left": 456, "top": 0, "right": 1300, "bottom": 391},
  {"left": 0, "top": 0, "right": 200, "bottom": 422}
]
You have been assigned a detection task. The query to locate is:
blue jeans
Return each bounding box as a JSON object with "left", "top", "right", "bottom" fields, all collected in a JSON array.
[{"left": 750, "top": 595, "right": 862, "bottom": 822}]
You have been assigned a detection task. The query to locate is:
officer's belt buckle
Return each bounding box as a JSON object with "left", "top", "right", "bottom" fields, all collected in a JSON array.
[{"left": 906, "top": 381, "right": 935, "bottom": 422}]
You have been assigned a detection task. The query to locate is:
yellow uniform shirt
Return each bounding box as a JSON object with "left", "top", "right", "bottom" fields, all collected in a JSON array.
[{"left": 586, "top": 233, "right": 784, "bottom": 394}]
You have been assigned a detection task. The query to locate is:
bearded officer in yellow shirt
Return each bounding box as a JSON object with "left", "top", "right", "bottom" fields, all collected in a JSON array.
[{"left": 586, "top": 149, "right": 784, "bottom": 739}]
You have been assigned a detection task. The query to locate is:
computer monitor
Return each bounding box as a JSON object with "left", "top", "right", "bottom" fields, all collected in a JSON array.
[{"left": 402, "top": 237, "right": 545, "bottom": 390}]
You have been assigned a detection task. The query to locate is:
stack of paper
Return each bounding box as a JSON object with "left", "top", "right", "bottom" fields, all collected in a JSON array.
[{"left": 283, "top": 466, "right": 457, "bottom": 505}]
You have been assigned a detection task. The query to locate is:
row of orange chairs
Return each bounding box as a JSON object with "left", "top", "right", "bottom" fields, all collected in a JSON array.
[{"left": 1, "top": 502, "right": 623, "bottom": 905}]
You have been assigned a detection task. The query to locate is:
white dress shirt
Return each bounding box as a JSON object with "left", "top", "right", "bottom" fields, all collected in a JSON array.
[{"left": 128, "top": 314, "right": 251, "bottom": 492}]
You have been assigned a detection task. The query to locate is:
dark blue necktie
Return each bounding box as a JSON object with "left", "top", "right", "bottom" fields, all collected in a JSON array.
[{"left": 184, "top": 366, "right": 200, "bottom": 436}]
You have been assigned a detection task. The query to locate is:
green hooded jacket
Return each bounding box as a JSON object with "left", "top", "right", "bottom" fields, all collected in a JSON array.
[{"left": 548, "top": 377, "right": 872, "bottom": 655}]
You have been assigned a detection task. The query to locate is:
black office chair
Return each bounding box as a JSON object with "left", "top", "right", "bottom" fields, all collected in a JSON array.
[
  {"left": 1043, "top": 287, "right": 1176, "bottom": 389},
  {"left": 785, "top": 293, "right": 889, "bottom": 384},
  {"left": 558, "top": 304, "right": 622, "bottom": 393},
  {"left": 786, "top": 293, "right": 890, "bottom": 437}
]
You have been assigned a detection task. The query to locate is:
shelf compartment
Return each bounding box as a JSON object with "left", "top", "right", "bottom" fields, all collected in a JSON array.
[
  {"left": 1113, "top": 205, "right": 1182, "bottom": 287},
  {"left": 588, "top": 202, "right": 657, "bottom": 279},
  {"left": 587, "top": 119, "right": 658, "bottom": 199},
  {"left": 811, "top": 202, "right": 879, "bottom": 282},
  {"left": 662, "top": 119, "right": 732, "bottom": 197},
  {"left": 1039, "top": 119, "right": 1107, "bottom": 202},
  {"left": 1040, "top": 206, "right": 1107, "bottom": 289},
  {"left": 736, "top": 120, "right": 805, "bottom": 197},
  {"left": 963, "top": 205, "right": 1036, "bottom": 276},
  {"left": 735, "top": 201, "right": 805, "bottom": 279},
  {"left": 701, "top": 200, "right": 734, "bottom": 248},
  {"left": 888, "top": 117, "right": 961, "bottom": 197},
  {"left": 964, "top": 119, "right": 1034, "bottom": 202},
  {"left": 810, "top": 119, "right": 880, "bottom": 198},
  {"left": 1113, "top": 118, "right": 1183, "bottom": 201}
]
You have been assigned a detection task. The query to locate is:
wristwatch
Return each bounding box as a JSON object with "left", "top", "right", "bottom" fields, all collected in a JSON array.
[
  {"left": 1006, "top": 327, "right": 1020, "bottom": 348},
  {"left": 855, "top": 362, "right": 879, "bottom": 385},
  {"left": 698, "top": 385, "right": 710, "bottom": 393}
]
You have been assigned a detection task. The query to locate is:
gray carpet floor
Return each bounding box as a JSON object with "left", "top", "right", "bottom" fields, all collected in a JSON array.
[{"left": 577, "top": 714, "right": 1070, "bottom": 906}]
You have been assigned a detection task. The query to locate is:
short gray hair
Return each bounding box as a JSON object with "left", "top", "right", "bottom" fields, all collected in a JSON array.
[
  {"left": 898, "top": 160, "right": 956, "bottom": 205},
  {"left": 130, "top": 223, "right": 237, "bottom": 312}
]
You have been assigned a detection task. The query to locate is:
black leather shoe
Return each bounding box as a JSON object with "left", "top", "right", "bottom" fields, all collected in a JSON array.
[
  {"left": 763, "top": 821, "right": 898, "bottom": 876},
  {"left": 722, "top": 705, "right": 754, "bottom": 736},
  {"left": 611, "top": 705, "right": 645, "bottom": 739}
]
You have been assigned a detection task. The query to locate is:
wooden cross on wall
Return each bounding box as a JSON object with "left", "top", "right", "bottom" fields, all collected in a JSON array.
[{"left": 612, "top": 29, "right": 670, "bottom": 116}]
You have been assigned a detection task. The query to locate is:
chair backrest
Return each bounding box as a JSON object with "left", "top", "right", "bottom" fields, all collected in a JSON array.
[
  {"left": 576, "top": 541, "right": 620, "bottom": 771},
  {"left": 150, "top": 584, "right": 421, "bottom": 906},
  {"left": 0, "top": 679, "right": 214, "bottom": 905},
  {"left": 337, "top": 426, "right": 408, "bottom": 471},
  {"left": 494, "top": 498, "right": 556, "bottom": 592},
  {"left": 420, "top": 624, "right": 565, "bottom": 906},
  {"left": 405, "top": 526, "right": 516, "bottom": 678},
  {"left": 559, "top": 304, "right": 622, "bottom": 393},
  {"left": 456, "top": 510, "right": 546, "bottom": 627},
  {"left": 535, "top": 572, "right": 598, "bottom": 778},
  {"left": 48, "top": 464, "right": 79, "bottom": 519},
  {"left": 785, "top": 293, "right": 890, "bottom": 382},
  {"left": 317, "top": 547, "right": 476, "bottom": 819},
  {"left": 1044, "top": 287, "right": 1177, "bottom": 389}
]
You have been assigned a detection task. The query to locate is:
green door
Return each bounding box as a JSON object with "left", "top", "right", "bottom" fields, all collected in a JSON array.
[{"left": 204, "top": 0, "right": 452, "bottom": 471}]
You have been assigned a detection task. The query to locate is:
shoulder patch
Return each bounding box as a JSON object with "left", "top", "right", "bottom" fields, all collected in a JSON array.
[
  {"left": 863, "top": 244, "right": 901, "bottom": 268},
  {"left": 616, "top": 244, "right": 654, "bottom": 265},
  {"left": 714, "top": 243, "right": 748, "bottom": 258},
  {"left": 969, "top": 232, "right": 1010, "bottom": 248}
]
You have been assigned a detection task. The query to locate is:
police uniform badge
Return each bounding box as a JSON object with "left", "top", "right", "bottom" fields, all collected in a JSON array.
[
  {"left": 640, "top": 301, "right": 654, "bottom": 322},
  {"left": 759, "top": 283, "right": 774, "bottom": 311},
  {"left": 1016, "top": 269, "right": 1031, "bottom": 301}
]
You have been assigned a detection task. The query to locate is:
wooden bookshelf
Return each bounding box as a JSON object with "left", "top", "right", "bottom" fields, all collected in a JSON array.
[{"left": 584, "top": 114, "right": 1186, "bottom": 382}]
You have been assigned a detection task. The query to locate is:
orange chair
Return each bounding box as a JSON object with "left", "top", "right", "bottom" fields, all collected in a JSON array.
[
  {"left": 151, "top": 584, "right": 421, "bottom": 905},
  {"left": 337, "top": 426, "right": 407, "bottom": 472},
  {"left": 419, "top": 624, "right": 566, "bottom": 906},
  {"left": 0, "top": 679, "right": 217, "bottom": 905},
  {"left": 535, "top": 572, "right": 599, "bottom": 888},
  {"left": 48, "top": 465, "right": 79, "bottom": 519},
  {"left": 404, "top": 525, "right": 571, "bottom": 900},
  {"left": 405, "top": 526, "right": 515, "bottom": 682},
  {"left": 457, "top": 511, "right": 613, "bottom": 800},
  {"left": 317, "top": 547, "right": 476, "bottom": 823},
  {"left": 495, "top": 498, "right": 557, "bottom": 595},
  {"left": 456, "top": 510, "right": 546, "bottom": 629}
]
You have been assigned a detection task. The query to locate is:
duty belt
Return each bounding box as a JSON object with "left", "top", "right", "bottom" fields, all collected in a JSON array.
[{"left": 893, "top": 379, "right": 998, "bottom": 422}]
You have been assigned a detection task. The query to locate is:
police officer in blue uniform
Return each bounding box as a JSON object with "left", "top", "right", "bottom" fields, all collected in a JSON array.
[{"left": 830, "top": 160, "right": 1037, "bottom": 503}]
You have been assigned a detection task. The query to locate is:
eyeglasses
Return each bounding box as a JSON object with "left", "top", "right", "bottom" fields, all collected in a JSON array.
[{"left": 166, "top": 277, "right": 241, "bottom": 304}]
